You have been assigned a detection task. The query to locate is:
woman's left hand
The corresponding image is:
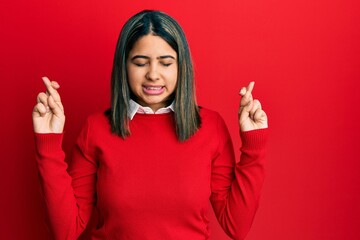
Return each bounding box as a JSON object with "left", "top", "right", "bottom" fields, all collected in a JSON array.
[{"left": 238, "top": 81, "right": 268, "bottom": 132}]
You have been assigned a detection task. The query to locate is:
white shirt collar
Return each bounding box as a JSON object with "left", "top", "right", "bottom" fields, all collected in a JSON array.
[{"left": 128, "top": 99, "right": 175, "bottom": 120}]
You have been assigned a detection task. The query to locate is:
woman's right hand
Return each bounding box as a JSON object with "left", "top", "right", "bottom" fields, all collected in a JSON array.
[{"left": 32, "top": 76, "right": 65, "bottom": 133}]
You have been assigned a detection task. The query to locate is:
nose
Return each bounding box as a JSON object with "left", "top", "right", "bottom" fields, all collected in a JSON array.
[{"left": 146, "top": 63, "right": 160, "bottom": 81}]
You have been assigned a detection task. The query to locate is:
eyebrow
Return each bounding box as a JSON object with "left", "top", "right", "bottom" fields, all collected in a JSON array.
[{"left": 131, "top": 55, "right": 176, "bottom": 60}]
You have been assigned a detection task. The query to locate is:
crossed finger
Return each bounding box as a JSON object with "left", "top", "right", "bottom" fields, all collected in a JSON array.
[
  {"left": 42, "top": 77, "right": 61, "bottom": 101},
  {"left": 239, "top": 81, "right": 255, "bottom": 97},
  {"left": 42, "top": 77, "right": 64, "bottom": 111},
  {"left": 239, "top": 81, "right": 255, "bottom": 112}
]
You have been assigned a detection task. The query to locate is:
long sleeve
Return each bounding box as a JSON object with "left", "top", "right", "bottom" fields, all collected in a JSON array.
[
  {"left": 210, "top": 115, "right": 268, "bottom": 240},
  {"left": 34, "top": 118, "right": 97, "bottom": 240}
]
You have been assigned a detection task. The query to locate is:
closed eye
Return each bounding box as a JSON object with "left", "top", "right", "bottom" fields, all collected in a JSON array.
[
  {"left": 132, "top": 61, "right": 149, "bottom": 67},
  {"left": 134, "top": 63, "right": 146, "bottom": 67},
  {"left": 161, "top": 62, "right": 173, "bottom": 67}
]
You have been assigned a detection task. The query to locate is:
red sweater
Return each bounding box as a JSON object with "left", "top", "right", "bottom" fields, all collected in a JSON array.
[{"left": 35, "top": 108, "right": 267, "bottom": 240}]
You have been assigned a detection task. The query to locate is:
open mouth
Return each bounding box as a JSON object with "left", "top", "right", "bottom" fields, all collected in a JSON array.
[{"left": 142, "top": 86, "right": 165, "bottom": 95}]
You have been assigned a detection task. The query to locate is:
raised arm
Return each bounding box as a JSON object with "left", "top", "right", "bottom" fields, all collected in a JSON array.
[
  {"left": 210, "top": 82, "right": 268, "bottom": 240},
  {"left": 33, "top": 77, "right": 96, "bottom": 239}
]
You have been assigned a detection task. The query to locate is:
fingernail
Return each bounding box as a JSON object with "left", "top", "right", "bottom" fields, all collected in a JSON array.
[{"left": 52, "top": 81, "right": 60, "bottom": 88}]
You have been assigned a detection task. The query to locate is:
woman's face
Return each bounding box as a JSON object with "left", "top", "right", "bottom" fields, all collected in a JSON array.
[{"left": 127, "top": 34, "right": 178, "bottom": 111}]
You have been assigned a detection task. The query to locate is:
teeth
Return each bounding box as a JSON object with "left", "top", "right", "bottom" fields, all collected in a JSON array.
[{"left": 146, "top": 86, "right": 162, "bottom": 90}]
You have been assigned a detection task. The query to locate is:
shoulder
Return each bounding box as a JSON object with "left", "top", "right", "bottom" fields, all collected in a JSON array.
[
  {"left": 199, "top": 106, "right": 222, "bottom": 121},
  {"left": 197, "top": 107, "right": 232, "bottom": 148},
  {"left": 198, "top": 106, "right": 228, "bottom": 131},
  {"left": 199, "top": 106, "right": 228, "bottom": 126},
  {"left": 82, "top": 109, "right": 112, "bottom": 133}
]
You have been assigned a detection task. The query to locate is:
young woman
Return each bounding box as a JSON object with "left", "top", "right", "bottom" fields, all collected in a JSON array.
[{"left": 33, "top": 10, "right": 268, "bottom": 240}]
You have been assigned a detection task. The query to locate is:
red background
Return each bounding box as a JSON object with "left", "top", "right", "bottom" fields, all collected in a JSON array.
[{"left": 1, "top": 0, "right": 360, "bottom": 239}]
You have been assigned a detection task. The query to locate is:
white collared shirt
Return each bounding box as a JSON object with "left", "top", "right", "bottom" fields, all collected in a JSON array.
[{"left": 128, "top": 99, "right": 175, "bottom": 120}]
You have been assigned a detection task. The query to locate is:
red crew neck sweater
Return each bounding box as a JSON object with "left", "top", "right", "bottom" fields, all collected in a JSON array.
[{"left": 35, "top": 108, "right": 267, "bottom": 240}]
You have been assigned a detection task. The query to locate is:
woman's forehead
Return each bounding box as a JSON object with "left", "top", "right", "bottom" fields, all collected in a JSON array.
[{"left": 129, "top": 35, "right": 177, "bottom": 57}]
